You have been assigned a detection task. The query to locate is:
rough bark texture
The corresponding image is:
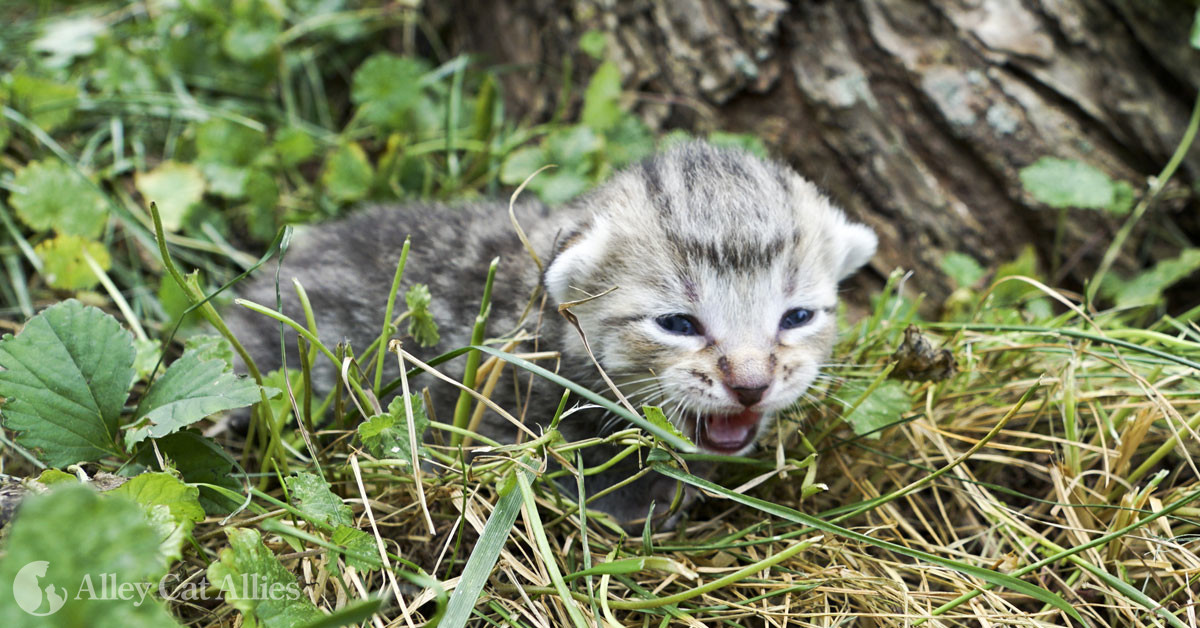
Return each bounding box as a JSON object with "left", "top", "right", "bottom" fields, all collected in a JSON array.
[{"left": 431, "top": 0, "right": 1199, "bottom": 306}]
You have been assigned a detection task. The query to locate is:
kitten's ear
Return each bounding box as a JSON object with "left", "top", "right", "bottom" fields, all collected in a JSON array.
[
  {"left": 544, "top": 219, "right": 610, "bottom": 304},
  {"left": 833, "top": 219, "right": 877, "bottom": 280}
]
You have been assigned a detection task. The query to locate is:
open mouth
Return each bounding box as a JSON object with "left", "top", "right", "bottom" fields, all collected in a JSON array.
[{"left": 696, "top": 409, "right": 761, "bottom": 454}]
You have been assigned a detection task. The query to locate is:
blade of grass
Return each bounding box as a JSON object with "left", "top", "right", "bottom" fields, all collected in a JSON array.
[
  {"left": 440, "top": 466, "right": 530, "bottom": 628},
  {"left": 451, "top": 257, "right": 499, "bottom": 447},
  {"left": 515, "top": 467, "right": 589, "bottom": 627}
]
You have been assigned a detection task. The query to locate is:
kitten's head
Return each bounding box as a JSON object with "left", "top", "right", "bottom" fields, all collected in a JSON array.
[{"left": 544, "top": 141, "right": 876, "bottom": 454}]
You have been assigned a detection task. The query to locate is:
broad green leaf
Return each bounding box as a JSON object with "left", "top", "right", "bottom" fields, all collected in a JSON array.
[
  {"left": 405, "top": 284, "right": 439, "bottom": 347},
  {"left": 183, "top": 335, "right": 235, "bottom": 370},
  {"left": 0, "top": 300, "right": 133, "bottom": 466},
  {"left": 1018, "top": 157, "right": 1129, "bottom": 212},
  {"left": 133, "top": 337, "right": 163, "bottom": 381},
  {"left": 223, "top": 8, "right": 281, "bottom": 62},
  {"left": 34, "top": 234, "right": 111, "bottom": 290},
  {"left": 275, "top": 127, "right": 317, "bottom": 167},
  {"left": 578, "top": 30, "right": 607, "bottom": 59},
  {"left": 110, "top": 472, "right": 205, "bottom": 530},
  {"left": 135, "top": 162, "right": 206, "bottom": 232},
  {"left": 9, "top": 160, "right": 108, "bottom": 238},
  {"left": 330, "top": 525, "right": 381, "bottom": 572},
  {"left": 534, "top": 170, "right": 591, "bottom": 205},
  {"left": 134, "top": 430, "right": 242, "bottom": 515},
  {"left": 0, "top": 486, "right": 178, "bottom": 626},
  {"left": 110, "top": 473, "right": 205, "bottom": 566},
  {"left": 37, "top": 468, "right": 78, "bottom": 486},
  {"left": 991, "top": 245, "right": 1041, "bottom": 306},
  {"left": 125, "top": 350, "right": 260, "bottom": 444},
  {"left": 351, "top": 53, "right": 427, "bottom": 129},
  {"left": 262, "top": 368, "right": 305, "bottom": 425},
  {"left": 9, "top": 73, "right": 78, "bottom": 132},
  {"left": 643, "top": 406, "right": 694, "bottom": 447},
  {"left": 841, "top": 380, "right": 912, "bottom": 437},
  {"left": 207, "top": 528, "right": 323, "bottom": 628},
  {"left": 321, "top": 142, "right": 373, "bottom": 203},
  {"left": 1113, "top": 248, "right": 1200, "bottom": 308},
  {"left": 357, "top": 395, "right": 429, "bottom": 464},
  {"left": 498, "top": 146, "right": 547, "bottom": 186},
  {"left": 604, "top": 115, "right": 655, "bottom": 167},
  {"left": 286, "top": 472, "right": 352, "bottom": 528},
  {"left": 546, "top": 125, "right": 601, "bottom": 168},
  {"left": 940, "top": 251, "right": 986, "bottom": 288},
  {"left": 581, "top": 60, "right": 622, "bottom": 132},
  {"left": 196, "top": 119, "right": 266, "bottom": 167}
]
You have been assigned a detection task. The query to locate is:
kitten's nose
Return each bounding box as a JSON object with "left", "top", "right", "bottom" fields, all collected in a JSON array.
[{"left": 729, "top": 384, "right": 768, "bottom": 407}]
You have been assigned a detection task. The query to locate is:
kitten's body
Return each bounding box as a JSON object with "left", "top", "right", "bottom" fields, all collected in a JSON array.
[{"left": 227, "top": 141, "right": 876, "bottom": 526}]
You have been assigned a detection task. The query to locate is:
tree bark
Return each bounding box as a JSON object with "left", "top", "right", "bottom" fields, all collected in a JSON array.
[{"left": 431, "top": 0, "right": 1199, "bottom": 307}]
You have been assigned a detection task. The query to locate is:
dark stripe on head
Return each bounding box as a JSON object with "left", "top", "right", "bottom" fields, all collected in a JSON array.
[{"left": 641, "top": 159, "right": 672, "bottom": 216}]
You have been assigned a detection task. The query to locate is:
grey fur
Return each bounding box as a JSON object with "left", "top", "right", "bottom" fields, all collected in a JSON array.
[{"left": 225, "top": 140, "right": 876, "bottom": 527}]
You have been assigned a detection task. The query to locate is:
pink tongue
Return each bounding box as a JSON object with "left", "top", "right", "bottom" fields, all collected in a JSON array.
[{"left": 703, "top": 409, "right": 760, "bottom": 450}]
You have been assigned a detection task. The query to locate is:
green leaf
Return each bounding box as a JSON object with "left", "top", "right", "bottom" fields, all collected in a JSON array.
[
  {"left": 135, "top": 162, "right": 206, "bottom": 232},
  {"left": 1113, "top": 248, "right": 1200, "bottom": 308},
  {"left": 134, "top": 430, "right": 242, "bottom": 515},
  {"left": 9, "top": 159, "right": 108, "bottom": 237},
  {"left": 0, "top": 486, "right": 178, "bottom": 626},
  {"left": 261, "top": 368, "right": 306, "bottom": 424},
  {"left": 405, "top": 284, "right": 439, "bottom": 347},
  {"left": 110, "top": 472, "right": 205, "bottom": 566},
  {"left": 841, "top": 380, "right": 912, "bottom": 437},
  {"left": 991, "top": 245, "right": 1040, "bottom": 306},
  {"left": 223, "top": 6, "right": 281, "bottom": 62},
  {"left": 110, "top": 472, "right": 205, "bottom": 529},
  {"left": 321, "top": 142, "right": 374, "bottom": 203},
  {"left": 535, "top": 170, "right": 591, "bottom": 205},
  {"left": 643, "top": 406, "right": 694, "bottom": 447},
  {"left": 207, "top": 527, "right": 323, "bottom": 628},
  {"left": 34, "top": 234, "right": 111, "bottom": 290},
  {"left": 275, "top": 127, "right": 317, "bottom": 167},
  {"left": 358, "top": 395, "right": 429, "bottom": 464},
  {"left": 546, "top": 125, "right": 601, "bottom": 168},
  {"left": 499, "top": 146, "right": 547, "bottom": 186},
  {"left": 581, "top": 60, "right": 622, "bottom": 132},
  {"left": 351, "top": 53, "right": 427, "bottom": 129},
  {"left": 196, "top": 119, "right": 266, "bottom": 167},
  {"left": 286, "top": 472, "right": 352, "bottom": 528},
  {"left": 9, "top": 73, "right": 78, "bottom": 132},
  {"left": 1018, "top": 157, "right": 1126, "bottom": 211},
  {"left": 0, "top": 300, "right": 133, "bottom": 466},
  {"left": 183, "top": 335, "right": 236, "bottom": 369},
  {"left": 578, "top": 30, "right": 608, "bottom": 59},
  {"left": 330, "top": 525, "right": 381, "bottom": 572},
  {"left": 604, "top": 115, "right": 655, "bottom": 167},
  {"left": 125, "top": 349, "right": 261, "bottom": 444},
  {"left": 940, "top": 252, "right": 986, "bottom": 288},
  {"left": 133, "top": 337, "right": 163, "bottom": 381}
]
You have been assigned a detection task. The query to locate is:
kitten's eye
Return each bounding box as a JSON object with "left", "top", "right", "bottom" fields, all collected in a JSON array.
[
  {"left": 780, "top": 308, "right": 815, "bottom": 330},
  {"left": 655, "top": 314, "right": 703, "bottom": 336}
]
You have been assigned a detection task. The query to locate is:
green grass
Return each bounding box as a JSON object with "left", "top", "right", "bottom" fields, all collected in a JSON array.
[{"left": 2, "top": 3, "right": 1200, "bottom": 627}]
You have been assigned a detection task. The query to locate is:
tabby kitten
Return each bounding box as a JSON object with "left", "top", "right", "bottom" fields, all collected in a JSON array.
[{"left": 227, "top": 141, "right": 876, "bottom": 526}]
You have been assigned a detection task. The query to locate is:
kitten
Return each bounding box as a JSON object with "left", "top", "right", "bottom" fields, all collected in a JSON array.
[{"left": 226, "top": 140, "right": 877, "bottom": 527}]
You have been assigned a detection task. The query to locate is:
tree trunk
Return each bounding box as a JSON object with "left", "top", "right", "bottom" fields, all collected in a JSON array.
[{"left": 431, "top": 0, "right": 1199, "bottom": 307}]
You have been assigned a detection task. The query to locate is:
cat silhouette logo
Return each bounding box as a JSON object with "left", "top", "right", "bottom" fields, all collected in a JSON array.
[{"left": 13, "top": 561, "right": 66, "bottom": 616}]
